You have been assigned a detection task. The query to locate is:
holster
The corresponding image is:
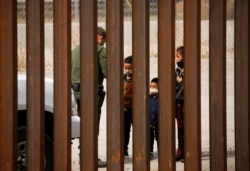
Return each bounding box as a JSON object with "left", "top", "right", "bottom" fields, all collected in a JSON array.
[{"left": 98, "top": 86, "right": 106, "bottom": 108}]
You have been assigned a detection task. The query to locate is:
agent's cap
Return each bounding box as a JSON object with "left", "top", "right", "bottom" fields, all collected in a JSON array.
[{"left": 97, "top": 27, "right": 106, "bottom": 39}]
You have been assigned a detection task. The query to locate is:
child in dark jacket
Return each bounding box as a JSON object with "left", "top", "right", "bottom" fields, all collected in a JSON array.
[{"left": 149, "top": 77, "right": 159, "bottom": 159}]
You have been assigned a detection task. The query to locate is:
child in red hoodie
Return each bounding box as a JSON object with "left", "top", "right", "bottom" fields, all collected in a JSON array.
[
  {"left": 123, "top": 56, "right": 133, "bottom": 157},
  {"left": 175, "top": 46, "right": 185, "bottom": 162}
]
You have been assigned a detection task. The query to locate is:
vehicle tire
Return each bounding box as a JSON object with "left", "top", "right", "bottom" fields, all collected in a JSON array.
[{"left": 17, "top": 126, "right": 53, "bottom": 171}]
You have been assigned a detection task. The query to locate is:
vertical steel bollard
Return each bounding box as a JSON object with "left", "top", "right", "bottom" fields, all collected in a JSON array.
[{"left": 53, "top": 0, "right": 72, "bottom": 170}]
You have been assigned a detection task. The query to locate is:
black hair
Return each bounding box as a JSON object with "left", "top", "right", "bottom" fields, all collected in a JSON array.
[
  {"left": 124, "top": 55, "right": 132, "bottom": 64},
  {"left": 176, "top": 46, "right": 184, "bottom": 56},
  {"left": 151, "top": 77, "right": 158, "bottom": 84}
]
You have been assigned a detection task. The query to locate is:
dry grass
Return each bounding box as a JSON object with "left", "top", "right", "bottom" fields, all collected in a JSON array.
[
  {"left": 176, "top": 0, "right": 234, "bottom": 20},
  {"left": 17, "top": 0, "right": 235, "bottom": 74}
]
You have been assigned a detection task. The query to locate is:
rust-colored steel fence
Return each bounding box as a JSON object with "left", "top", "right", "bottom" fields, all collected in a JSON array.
[{"left": 0, "top": 0, "right": 249, "bottom": 171}]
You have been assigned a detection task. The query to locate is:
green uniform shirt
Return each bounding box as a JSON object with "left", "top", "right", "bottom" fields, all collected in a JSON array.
[{"left": 71, "top": 44, "right": 107, "bottom": 99}]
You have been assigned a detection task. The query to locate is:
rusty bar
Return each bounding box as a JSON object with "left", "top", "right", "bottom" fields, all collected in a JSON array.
[
  {"left": 184, "top": 0, "right": 201, "bottom": 170},
  {"left": 53, "top": 0, "right": 71, "bottom": 170},
  {"left": 132, "top": 0, "right": 150, "bottom": 170},
  {"left": 26, "top": 0, "right": 45, "bottom": 170},
  {"left": 235, "top": 0, "right": 250, "bottom": 170},
  {"left": 106, "top": 0, "right": 124, "bottom": 170},
  {"left": 80, "top": 0, "right": 98, "bottom": 170},
  {"left": 0, "top": 0, "right": 17, "bottom": 171},
  {"left": 209, "top": 0, "right": 227, "bottom": 170},
  {"left": 158, "top": 0, "right": 176, "bottom": 170}
]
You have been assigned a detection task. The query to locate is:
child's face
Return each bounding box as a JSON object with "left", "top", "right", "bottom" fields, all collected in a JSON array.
[
  {"left": 124, "top": 63, "right": 132, "bottom": 74},
  {"left": 175, "top": 51, "right": 183, "bottom": 63},
  {"left": 150, "top": 82, "right": 158, "bottom": 89},
  {"left": 149, "top": 82, "right": 158, "bottom": 95}
]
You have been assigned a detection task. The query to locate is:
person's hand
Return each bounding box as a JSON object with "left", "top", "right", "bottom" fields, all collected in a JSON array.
[{"left": 176, "top": 76, "right": 183, "bottom": 83}]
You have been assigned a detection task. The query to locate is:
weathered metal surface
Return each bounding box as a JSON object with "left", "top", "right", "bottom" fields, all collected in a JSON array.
[
  {"left": 209, "top": 0, "right": 227, "bottom": 170},
  {"left": 132, "top": 0, "right": 150, "bottom": 170},
  {"left": 53, "top": 0, "right": 72, "bottom": 170},
  {"left": 0, "top": 0, "right": 17, "bottom": 171},
  {"left": 106, "top": 0, "right": 124, "bottom": 170},
  {"left": 158, "top": 0, "right": 176, "bottom": 170},
  {"left": 79, "top": 0, "right": 98, "bottom": 170},
  {"left": 184, "top": 0, "right": 201, "bottom": 170},
  {"left": 235, "top": 0, "right": 250, "bottom": 171},
  {"left": 26, "top": 0, "right": 45, "bottom": 170}
]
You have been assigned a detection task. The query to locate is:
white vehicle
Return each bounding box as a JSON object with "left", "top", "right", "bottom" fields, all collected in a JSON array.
[{"left": 17, "top": 74, "right": 80, "bottom": 171}]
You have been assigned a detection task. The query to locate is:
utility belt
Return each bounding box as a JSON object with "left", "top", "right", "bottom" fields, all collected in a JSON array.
[
  {"left": 71, "top": 83, "right": 104, "bottom": 92},
  {"left": 72, "top": 83, "right": 106, "bottom": 108}
]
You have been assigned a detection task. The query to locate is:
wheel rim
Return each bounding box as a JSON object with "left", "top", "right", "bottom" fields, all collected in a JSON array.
[
  {"left": 17, "top": 140, "right": 47, "bottom": 170},
  {"left": 17, "top": 141, "right": 27, "bottom": 170}
]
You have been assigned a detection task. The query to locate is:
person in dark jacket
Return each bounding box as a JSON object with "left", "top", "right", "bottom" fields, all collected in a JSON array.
[
  {"left": 149, "top": 77, "right": 159, "bottom": 160},
  {"left": 123, "top": 56, "right": 133, "bottom": 158},
  {"left": 175, "top": 46, "right": 184, "bottom": 162}
]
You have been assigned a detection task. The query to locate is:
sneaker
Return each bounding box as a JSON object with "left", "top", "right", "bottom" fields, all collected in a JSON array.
[
  {"left": 175, "top": 148, "right": 184, "bottom": 162},
  {"left": 124, "top": 151, "right": 129, "bottom": 159},
  {"left": 150, "top": 152, "right": 154, "bottom": 160},
  {"left": 98, "top": 158, "right": 107, "bottom": 168},
  {"left": 78, "top": 153, "right": 107, "bottom": 167}
]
